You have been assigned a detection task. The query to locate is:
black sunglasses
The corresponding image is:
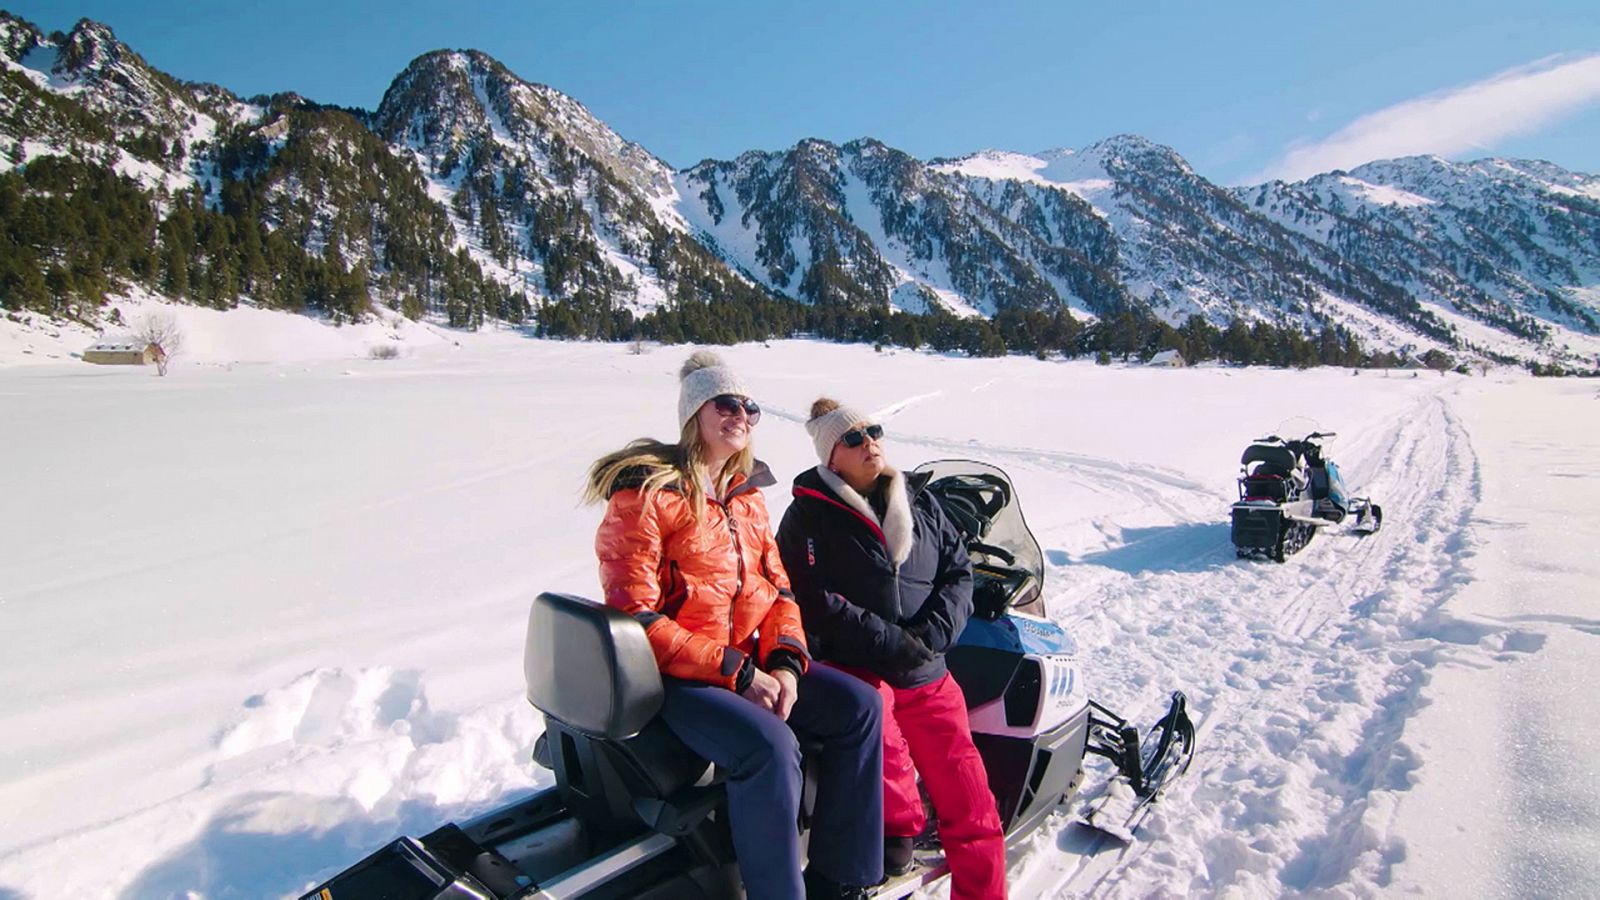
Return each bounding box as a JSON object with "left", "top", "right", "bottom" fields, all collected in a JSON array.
[
  {"left": 710, "top": 394, "right": 761, "bottom": 425},
  {"left": 839, "top": 424, "right": 884, "bottom": 448}
]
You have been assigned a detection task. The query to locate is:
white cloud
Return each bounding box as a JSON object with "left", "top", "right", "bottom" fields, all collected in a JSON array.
[{"left": 1249, "top": 53, "right": 1600, "bottom": 184}]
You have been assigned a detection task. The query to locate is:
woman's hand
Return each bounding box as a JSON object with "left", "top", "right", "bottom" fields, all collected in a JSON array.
[
  {"left": 886, "top": 628, "right": 936, "bottom": 669},
  {"left": 740, "top": 667, "right": 783, "bottom": 713},
  {"left": 772, "top": 669, "right": 799, "bottom": 721}
]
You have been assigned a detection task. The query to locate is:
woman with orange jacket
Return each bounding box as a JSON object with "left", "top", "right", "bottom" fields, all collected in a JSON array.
[{"left": 585, "top": 351, "right": 884, "bottom": 900}]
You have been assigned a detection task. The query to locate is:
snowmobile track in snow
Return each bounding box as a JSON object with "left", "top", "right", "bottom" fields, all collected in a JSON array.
[{"left": 1005, "top": 391, "right": 1529, "bottom": 897}]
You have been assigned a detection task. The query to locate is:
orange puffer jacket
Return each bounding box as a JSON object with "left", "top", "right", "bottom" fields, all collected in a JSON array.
[{"left": 596, "top": 461, "right": 810, "bottom": 690}]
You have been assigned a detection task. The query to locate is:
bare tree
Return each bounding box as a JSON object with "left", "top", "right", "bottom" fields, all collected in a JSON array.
[{"left": 134, "top": 312, "right": 182, "bottom": 376}]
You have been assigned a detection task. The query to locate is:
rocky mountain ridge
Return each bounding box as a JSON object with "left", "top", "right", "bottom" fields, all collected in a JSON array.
[{"left": 3, "top": 12, "right": 1597, "bottom": 364}]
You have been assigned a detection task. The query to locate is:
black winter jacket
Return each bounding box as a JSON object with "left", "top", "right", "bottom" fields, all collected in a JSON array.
[{"left": 776, "top": 466, "right": 974, "bottom": 689}]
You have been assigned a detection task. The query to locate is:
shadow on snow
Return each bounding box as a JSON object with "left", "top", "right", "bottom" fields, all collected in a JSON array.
[
  {"left": 1053, "top": 522, "right": 1233, "bottom": 576},
  {"left": 117, "top": 791, "right": 519, "bottom": 900}
]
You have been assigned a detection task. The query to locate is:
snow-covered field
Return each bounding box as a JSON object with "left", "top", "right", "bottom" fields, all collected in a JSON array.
[{"left": 2, "top": 307, "right": 1598, "bottom": 898}]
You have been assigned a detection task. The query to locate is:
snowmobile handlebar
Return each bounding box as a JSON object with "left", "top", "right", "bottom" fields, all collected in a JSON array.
[{"left": 1254, "top": 431, "right": 1337, "bottom": 444}]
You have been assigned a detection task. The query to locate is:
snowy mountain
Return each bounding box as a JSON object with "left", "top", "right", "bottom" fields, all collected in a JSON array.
[
  {"left": 369, "top": 49, "right": 761, "bottom": 321},
  {"left": 3, "top": 13, "right": 1599, "bottom": 365},
  {"left": 941, "top": 138, "right": 1440, "bottom": 334},
  {"left": 933, "top": 139, "right": 1600, "bottom": 360},
  {"left": 937, "top": 139, "right": 1600, "bottom": 360},
  {"left": 0, "top": 17, "right": 529, "bottom": 325},
  {"left": 0, "top": 13, "right": 231, "bottom": 197},
  {"left": 1238, "top": 157, "right": 1600, "bottom": 347},
  {"left": 677, "top": 137, "right": 1129, "bottom": 316}
]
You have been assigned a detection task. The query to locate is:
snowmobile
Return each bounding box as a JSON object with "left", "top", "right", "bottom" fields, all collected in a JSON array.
[
  {"left": 300, "top": 460, "right": 1195, "bottom": 900},
  {"left": 1230, "top": 432, "right": 1383, "bottom": 562}
]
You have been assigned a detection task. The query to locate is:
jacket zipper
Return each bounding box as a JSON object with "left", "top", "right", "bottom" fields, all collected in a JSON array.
[
  {"left": 715, "top": 498, "right": 745, "bottom": 639},
  {"left": 793, "top": 485, "right": 906, "bottom": 621}
]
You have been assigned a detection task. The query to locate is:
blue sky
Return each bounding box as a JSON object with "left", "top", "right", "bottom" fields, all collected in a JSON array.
[{"left": 9, "top": 0, "right": 1600, "bottom": 184}]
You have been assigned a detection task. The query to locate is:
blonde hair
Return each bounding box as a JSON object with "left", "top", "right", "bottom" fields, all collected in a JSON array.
[{"left": 584, "top": 415, "right": 754, "bottom": 519}]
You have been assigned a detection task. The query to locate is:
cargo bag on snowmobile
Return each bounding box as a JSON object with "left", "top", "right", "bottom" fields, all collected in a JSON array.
[{"left": 1230, "top": 504, "right": 1283, "bottom": 551}]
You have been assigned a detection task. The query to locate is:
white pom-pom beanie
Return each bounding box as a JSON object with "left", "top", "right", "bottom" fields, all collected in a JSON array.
[
  {"left": 678, "top": 350, "right": 751, "bottom": 428},
  {"left": 805, "top": 400, "right": 873, "bottom": 465}
]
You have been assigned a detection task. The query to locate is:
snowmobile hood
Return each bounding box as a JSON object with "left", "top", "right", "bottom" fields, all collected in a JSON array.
[{"left": 959, "top": 612, "right": 1077, "bottom": 658}]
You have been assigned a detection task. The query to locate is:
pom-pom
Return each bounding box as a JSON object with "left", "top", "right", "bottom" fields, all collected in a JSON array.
[
  {"left": 680, "top": 350, "right": 725, "bottom": 380},
  {"left": 809, "top": 397, "right": 841, "bottom": 420}
]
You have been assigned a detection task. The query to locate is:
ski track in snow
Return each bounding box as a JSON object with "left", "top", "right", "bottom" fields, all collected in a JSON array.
[
  {"left": 894, "top": 429, "right": 1215, "bottom": 520},
  {"left": 981, "top": 391, "right": 1543, "bottom": 899},
  {"left": 769, "top": 384, "right": 1514, "bottom": 898}
]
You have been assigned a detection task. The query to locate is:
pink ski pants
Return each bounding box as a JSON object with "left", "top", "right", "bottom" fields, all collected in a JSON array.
[{"left": 847, "top": 668, "right": 1007, "bottom": 900}]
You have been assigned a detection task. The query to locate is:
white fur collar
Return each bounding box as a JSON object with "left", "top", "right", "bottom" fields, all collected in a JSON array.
[{"left": 814, "top": 465, "right": 914, "bottom": 565}]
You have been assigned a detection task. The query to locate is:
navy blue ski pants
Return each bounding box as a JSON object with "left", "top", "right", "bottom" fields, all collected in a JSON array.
[{"left": 659, "top": 663, "right": 884, "bottom": 900}]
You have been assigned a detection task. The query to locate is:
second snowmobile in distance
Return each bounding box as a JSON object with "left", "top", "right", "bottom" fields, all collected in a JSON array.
[{"left": 1231, "top": 431, "right": 1383, "bottom": 561}]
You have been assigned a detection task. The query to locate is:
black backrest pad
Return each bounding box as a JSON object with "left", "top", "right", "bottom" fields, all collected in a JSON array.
[
  {"left": 525, "top": 592, "right": 664, "bottom": 739},
  {"left": 1241, "top": 443, "right": 1297, "bottom": 471}
]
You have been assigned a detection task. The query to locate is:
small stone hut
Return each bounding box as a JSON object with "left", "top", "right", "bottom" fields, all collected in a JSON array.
[{"left": 82, "top": 340, "right": 165, "bottom": 366}]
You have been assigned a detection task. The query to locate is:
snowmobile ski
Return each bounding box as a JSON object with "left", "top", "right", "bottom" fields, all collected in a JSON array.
[{"left": 1080, "top": 692, "right": 1196, "bottom": 841}]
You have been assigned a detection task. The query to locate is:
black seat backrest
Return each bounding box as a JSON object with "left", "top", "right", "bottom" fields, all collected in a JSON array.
[
  {"left": 525, "top": 592, "right": 663, "bottom": 738},
  {"left": 1240, "top": 443, "right": 1297, "bottom": 474},
  {"left": 524, "top": 593, "right": 712, "bottom": 835}
]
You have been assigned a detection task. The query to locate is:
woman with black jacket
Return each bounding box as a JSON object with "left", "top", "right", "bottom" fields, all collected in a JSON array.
[{"left": 776, "top": 398, "right": 1006, "bottom": 900}]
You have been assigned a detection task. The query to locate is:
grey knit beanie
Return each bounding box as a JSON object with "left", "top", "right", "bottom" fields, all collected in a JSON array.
[
  {"left": 804, "top": 397, "right": 874, "bottom": 465},
  {"left": 678, "top": 350, "right": 751, "bottom": 428}
]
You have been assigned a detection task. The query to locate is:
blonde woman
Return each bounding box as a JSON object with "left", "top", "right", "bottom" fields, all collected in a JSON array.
[{"left": 585, "top": 353, "right": 884, "bottom": 900}]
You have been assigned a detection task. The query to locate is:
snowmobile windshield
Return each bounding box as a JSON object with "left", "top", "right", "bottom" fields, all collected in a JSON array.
[{"left": 913, "top": 459, "right": 1045, "bottom": 594}]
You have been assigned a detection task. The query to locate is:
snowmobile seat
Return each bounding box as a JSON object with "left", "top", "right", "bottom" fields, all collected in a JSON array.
[
  {"left": 525, "top": 592, "right": 715, "bottom": 837},
  {"left": 920, "top": 463, "right": 1047, "bottom": 620},
  {"left": 1241, "top": 443, "right": 1297, "bottom": 474},
  {"left": 928, "top": 473, "right": 1011, "bottom": 543}
]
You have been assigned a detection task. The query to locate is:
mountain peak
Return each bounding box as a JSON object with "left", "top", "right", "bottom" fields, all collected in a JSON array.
[
  {"left": 57, "top": 17, "right": 128, "bottom": 77},
  {"left": 372, "top": 44, "right": 677, "bottom": 217},
  {"left": 1083, "top": 133, "right": 1185, "bottom": 164},
  {"left": 0, "top": 11, "right": 42, "bottom": 62},
  {"left": 794, "top": 136, "right": 840, "bottom": 154}
]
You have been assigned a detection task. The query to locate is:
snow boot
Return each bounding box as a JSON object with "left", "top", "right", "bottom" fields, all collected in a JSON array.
[{"left": 884, "top": 836, "right": 916, "bottom": 877}]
